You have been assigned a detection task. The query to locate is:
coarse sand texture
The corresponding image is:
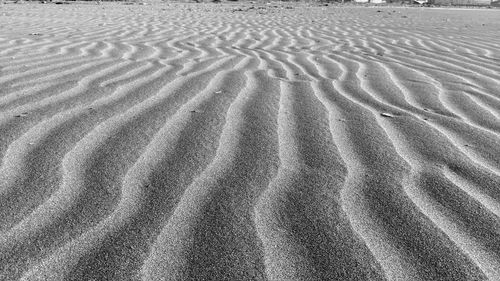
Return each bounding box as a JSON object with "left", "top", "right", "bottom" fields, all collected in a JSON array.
[{"left": 0, "top": 2, "right": 500, "bottom": 280}]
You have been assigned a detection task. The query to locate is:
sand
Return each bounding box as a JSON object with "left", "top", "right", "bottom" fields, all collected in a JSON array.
[{"left": 0, "top": 1, "right": 499, "bottom": 280}]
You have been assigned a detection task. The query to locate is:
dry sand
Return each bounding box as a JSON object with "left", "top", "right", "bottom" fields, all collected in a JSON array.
[{"left": 0, "top": 1, "right": 499, "bottom": 280}]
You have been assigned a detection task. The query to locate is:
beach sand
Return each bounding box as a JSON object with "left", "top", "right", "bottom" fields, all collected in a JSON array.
[{"left": 0, "top": 2, "right": 499, "bottom": 280}]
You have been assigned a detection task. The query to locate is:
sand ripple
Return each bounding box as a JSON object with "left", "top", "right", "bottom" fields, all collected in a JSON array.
[{"left": 0, "top": 3, "right": 499, "bottom": 280}]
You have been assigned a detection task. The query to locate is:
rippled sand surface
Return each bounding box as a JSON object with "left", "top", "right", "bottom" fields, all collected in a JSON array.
[{"left": 0, "top": 2, "right": 500, "bottom": 280}]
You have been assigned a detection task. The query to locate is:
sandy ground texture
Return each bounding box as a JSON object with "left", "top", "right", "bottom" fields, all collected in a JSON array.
[{"left": 0, "top": 1, "right": 499, "bottom": 280}]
